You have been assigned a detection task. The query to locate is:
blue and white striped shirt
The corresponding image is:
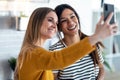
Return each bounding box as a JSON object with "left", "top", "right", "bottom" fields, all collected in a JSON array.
[{"left": 49, "top": 41, "right": 104, "bottom": 80}]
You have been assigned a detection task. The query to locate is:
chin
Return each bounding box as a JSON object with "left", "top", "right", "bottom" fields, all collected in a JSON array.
[{"left": 47, "top": 35, "right": 53, "bottom": 39}]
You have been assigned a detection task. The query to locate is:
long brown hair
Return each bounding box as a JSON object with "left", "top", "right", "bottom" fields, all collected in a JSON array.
[
  {"left": 14, "top": 7, "right": 55, "bottom": 80},
  {"left": 55, "top": 4, "right": 104, "bottom": 67},
  {"left": 22, "top": 7, "right": 55, "bottom": 48},
  {"left": 80, "top": 32, "right": 104, "bottom": 67}
]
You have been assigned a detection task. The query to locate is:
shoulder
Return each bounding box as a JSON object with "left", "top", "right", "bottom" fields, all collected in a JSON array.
[
  {"left": 21, "top": 46, "right": 47, "bottom": 55},
  {"left": 49, "top": 41, "right": 65, "bottom": 51}
]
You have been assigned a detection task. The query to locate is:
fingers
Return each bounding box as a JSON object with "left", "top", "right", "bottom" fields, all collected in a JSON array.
[
  {"left": 110, "top": 23, "right": 118, "bottom": 34},
  {"left": 98, "top": 15, "right": 104, "bottom": 25},
  {"left": 98, "top": 12, "right": 113, "bottom": 25},
  {"left": 105, "top": 12, "right": 113, "bottom": 24}
]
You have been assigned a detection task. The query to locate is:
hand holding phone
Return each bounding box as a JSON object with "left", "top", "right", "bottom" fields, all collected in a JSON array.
[{"left": 103, "top": 3, "right": 115, "bottom": 24}]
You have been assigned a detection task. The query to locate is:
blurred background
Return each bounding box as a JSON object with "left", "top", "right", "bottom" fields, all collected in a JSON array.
[{"left": 0, "top": 0, "right": 120, "bottom": 80}]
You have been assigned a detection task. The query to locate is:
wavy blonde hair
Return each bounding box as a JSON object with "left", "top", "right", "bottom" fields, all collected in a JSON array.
[{"left": 14, "top": 7, "right": 55, "bottom": 80}]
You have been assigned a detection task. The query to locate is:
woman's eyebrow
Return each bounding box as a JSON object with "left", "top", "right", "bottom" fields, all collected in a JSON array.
[
  {"left": 46, "top": 17, "right": 58, "bottom": 23},
  {"left": 46, "top": 17, "right": 53, "bottom": 19},
  {"left": 60, "top": 13, "right": 75, "bottom": 19}
]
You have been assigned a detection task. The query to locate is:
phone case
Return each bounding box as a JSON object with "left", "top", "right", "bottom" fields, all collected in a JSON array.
[{"left": 104, "top": 3, "right": 115, "bottom": 24}]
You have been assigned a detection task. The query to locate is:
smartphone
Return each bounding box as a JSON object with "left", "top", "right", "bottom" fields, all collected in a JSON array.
[{"left": 103, "top": 3, "right": 115, "bottom": 24}]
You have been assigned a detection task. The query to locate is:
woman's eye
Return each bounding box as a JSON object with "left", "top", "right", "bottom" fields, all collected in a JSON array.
[
  {"left": 48, "top": 19, "right": 53, "bottom": 22},
  {"left": 61, "top": 20, "right": 67, "bottom": 23},
  {"left": 71, "top": 15, "right": 75, "bottom": 19}
]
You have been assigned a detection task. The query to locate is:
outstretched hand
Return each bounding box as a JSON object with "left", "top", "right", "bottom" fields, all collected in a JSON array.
[
  {"left": 95, "top": 12, "right": 117, "bottom": 40},
  {"left": 89, "top": 12, "right": 118, "bottom": 45}
]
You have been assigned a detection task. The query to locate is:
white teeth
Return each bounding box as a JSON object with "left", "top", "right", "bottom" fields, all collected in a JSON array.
[
  {"left": 48, "top": 28, "right": 55, "bottom": 32},
  {"left": 49, "top": 29, "right": 53, "bottom": 31},
  {"left": 68, "top": 26, "right": 76, "bottom": 30}
]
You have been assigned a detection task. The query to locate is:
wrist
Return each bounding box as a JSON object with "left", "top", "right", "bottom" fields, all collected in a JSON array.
[{"left": 88, "top": 34, "right": 100, "bottom": 45}]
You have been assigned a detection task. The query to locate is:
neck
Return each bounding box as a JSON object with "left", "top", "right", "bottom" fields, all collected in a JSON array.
[
  {"left": 63, "top": 34, "right": 80, "bottom": 46},
  {"left": 35, "top": 38, "right": 46, "bottom": 47}
]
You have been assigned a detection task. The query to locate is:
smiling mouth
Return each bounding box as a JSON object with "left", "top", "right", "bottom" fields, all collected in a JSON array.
[
  {"left": 68, "top": 26, "right": 76, "bottom": 31},
  {"left": 48, "top": 28, "right": 56, "bottom": 33}
]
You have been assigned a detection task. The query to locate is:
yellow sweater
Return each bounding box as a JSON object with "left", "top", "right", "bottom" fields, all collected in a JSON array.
[{"left": 17, "top": 37, "right": 95, "bottom": 80}]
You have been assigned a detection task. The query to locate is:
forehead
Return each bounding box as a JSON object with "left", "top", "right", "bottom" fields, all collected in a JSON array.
[
  {"left": 61, "top": 9, "right": 74, "bottom": 17},
  {"left": 46, "top": 11, "right": 58, "bottom": 21}
]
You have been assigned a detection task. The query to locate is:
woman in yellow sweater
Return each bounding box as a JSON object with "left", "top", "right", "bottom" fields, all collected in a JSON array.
[{"left": 14, "top": 7, "right": 117, "bottom": 80}]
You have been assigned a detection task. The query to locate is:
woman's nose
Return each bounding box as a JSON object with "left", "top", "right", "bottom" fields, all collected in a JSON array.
[
  {"left": 52, "top": 22, "right": 57, "bottom": 28},
  {"left": 68, "top": 19, "right": 74, "bottom": 26}
]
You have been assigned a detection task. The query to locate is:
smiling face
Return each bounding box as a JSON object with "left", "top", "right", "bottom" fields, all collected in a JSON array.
[
  {"left": 60, "top": 9, "right": 79, "bottom": 36},
  {"left": 40, "top": 11, "right": 58, "bottom": 40}
]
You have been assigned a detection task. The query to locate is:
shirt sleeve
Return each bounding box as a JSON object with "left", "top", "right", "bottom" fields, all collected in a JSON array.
[
  {"left": 23, "top": 37, "right": 95, "bottom": 70},
  {"left": 49, "top": 41, "right": 63, "bottom": 73}
]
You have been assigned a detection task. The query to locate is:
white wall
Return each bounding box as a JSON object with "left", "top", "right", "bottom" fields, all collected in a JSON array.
[
  {"left": 29, "top": 0, "right": 93, "bottom": 35},
  {"left": 0, "top": 0, "right": 93, "bottom": 80},
  {"left": 17, "top": 0, "right": 92, "bottom": 34},
  {"left": 0, "top": 30, "right": 25, "bottom": 80}
]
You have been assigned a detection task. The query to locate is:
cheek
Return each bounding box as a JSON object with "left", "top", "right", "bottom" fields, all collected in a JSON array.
[
  {"left": 74, "top": 18, "right": 78, "bottom": 23},
  {"left": 55, "top": 28, "right": 58, "bottom": 33},
  {"left": 61, "top": 26, "right": 67, "bottom": 33},
  {"left": 61, "top": 23, "right": 67, "bottom": 29},
  {"left": 74, "top": 19, "right": 79, "bottom": 26}
]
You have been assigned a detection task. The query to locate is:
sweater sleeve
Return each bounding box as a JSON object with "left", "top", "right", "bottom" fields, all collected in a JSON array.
[{"left": 25, "top": 37, "right": 95, "bottom": 70}]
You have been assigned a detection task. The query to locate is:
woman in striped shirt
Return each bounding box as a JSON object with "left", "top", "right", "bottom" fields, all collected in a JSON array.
[{"left": 49, "top": 4, "right": 105, "bottom": 80}]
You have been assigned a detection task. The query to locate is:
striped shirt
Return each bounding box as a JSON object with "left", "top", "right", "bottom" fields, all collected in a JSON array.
[{"left": 49, "top": 40, "right": 104, "bottom": 80}]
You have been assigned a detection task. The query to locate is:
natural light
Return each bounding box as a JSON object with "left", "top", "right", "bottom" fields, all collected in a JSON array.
[{"left": 92, "top": 0, "right": 120, "bottom": 10}]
